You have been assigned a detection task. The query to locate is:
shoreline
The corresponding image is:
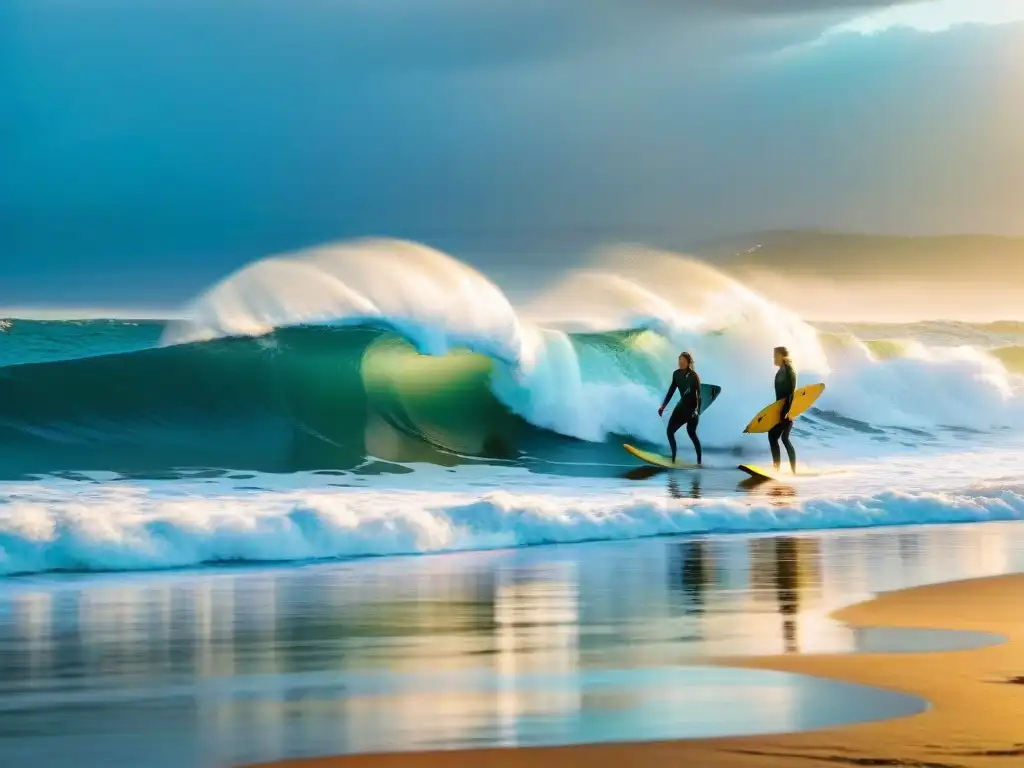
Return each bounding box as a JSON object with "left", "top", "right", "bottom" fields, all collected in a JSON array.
[{"left": 245, "top": 573, "right": 1024, "bottom": 768}]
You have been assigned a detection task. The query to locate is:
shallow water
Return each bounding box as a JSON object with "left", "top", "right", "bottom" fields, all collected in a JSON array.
[
  {"left": 0, "top": 666, "right": 928, "bottom": 768},
  {"left": 0, "top": 520, "right": 1020, "bottom": 766}
]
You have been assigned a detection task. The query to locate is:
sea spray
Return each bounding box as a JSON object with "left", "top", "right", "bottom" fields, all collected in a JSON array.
[{"left": 2, "top": 473, "right": 1024, "bottom": 576}]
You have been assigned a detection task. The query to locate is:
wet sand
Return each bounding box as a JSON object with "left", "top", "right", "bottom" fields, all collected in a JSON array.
[{"left": 250, "top": 573, "right": 1024, "bottom": 768}]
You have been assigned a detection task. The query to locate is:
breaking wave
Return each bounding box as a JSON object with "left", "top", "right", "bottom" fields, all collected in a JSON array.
[{"left": 0, "top": 238, "right": 1021, "bottom": 478}]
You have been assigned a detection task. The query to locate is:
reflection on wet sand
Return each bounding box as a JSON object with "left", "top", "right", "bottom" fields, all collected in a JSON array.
[
  {"left": 737, "top": 476, "right": 798, "bottom": 500},
  {"left": 670, "top": 539, "right": 709, "bottom": 616},
  {"left": 1, "top": 525, "right": 1017, "bottom": 691},
  {"left": 0, "top": 523, "right": 1020, "bottom": 765},
  {"left": 776, "top": 538, "right": 802, "bottom": 653},
  {"left": 619, "top": 463, "right": 793, "bottom": 501},
  {"left": 665, "top": 535, "right": 821, "bottom": 653},
  {"left": 667, "top": 474, "right": 701, "bottom": 499},
  {"left": 749, "top": 537, "right": 821, "bottom": 653}
]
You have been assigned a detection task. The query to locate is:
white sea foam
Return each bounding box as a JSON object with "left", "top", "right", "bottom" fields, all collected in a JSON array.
[{"left": 2, "top": 459, "right": 1024, "bottom": 576}]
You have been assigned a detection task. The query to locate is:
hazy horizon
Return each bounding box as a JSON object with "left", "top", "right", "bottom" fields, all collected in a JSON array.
[{"left": 5, "top": 228, "right": 1024, "bottom": 325}]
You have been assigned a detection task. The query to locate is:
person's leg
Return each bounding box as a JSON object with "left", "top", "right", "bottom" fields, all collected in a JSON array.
[
  {"left": 768, "top": 423, "right": 782, "bottom": 470},
  {"left": 666, "top": 406, "right": 686, "bottom": 462},
  {"left": 780, "top": 419, "right": 797, "bottom": 473},
  {"left": 686, "top": 415, "right": 702, "bottom": 465}
]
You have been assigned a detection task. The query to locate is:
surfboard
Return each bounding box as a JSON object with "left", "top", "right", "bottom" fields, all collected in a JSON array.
[
  {"left": 737, "top": 464, "right": 781, "bottom": 481},
  {"left": 624, "top": 443, "right": 701, "bottom": 470},
  {"left": 737, "top": 463, "right": 826, "bottom": 480},
  {"left": 698, "top": 383, "right": 722, "bottom": 414},
  {"left": 743, "top": 382, "right": 826, "bottom": 434}
]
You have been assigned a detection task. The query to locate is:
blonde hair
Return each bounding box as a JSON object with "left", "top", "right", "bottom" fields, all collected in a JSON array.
[{"left": 774, "top": 346, "right": 791, "bottom": 364}]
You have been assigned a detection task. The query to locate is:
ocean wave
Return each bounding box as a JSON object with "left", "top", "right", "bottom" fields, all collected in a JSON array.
[
  {"left": 0, "top": 324, "right": 727, "bottom": 477},
  {"left": 2, "top": 480, "right": 1023, "bottom": 576},
  {"left": 161, "top": 239, "right": 526, "bottom": 366},
  {"left": 1, "top": 238, "right": 1022, "bottom": 477}
]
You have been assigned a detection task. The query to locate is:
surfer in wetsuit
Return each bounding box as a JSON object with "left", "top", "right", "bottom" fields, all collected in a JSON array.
[
  {"left": 658, "top": 352, "right": 702, "bottom": 465},
  {"left": 770, "top": 346, "right": 798, "bottom": 473}
]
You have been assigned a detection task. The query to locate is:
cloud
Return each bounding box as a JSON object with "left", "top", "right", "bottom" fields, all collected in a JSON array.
[{"left": 821, "top": 0, "right": 1024, "bottom": 39}]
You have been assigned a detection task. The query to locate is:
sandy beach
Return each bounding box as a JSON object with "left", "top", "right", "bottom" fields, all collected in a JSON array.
[{"left": 248, "top": 572, "right": 1024, "bottom": 768}]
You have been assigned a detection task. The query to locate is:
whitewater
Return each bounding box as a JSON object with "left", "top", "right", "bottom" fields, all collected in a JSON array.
[{"left": 2, "top": 238, "right": 1024, "bottom": 576}]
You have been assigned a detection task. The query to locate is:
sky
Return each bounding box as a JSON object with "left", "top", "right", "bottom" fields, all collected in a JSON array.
[{"left": 3, "top": 0, "right": 1024, "bottom": 309}]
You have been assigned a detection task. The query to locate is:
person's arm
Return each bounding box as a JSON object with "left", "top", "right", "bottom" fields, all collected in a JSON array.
[
  {"left": 693, "top": 372, "right": 702, "bottom": 414},
  {"left": 781, "top": 364, "right": 796, "bottom": 419},
  {"left": 660, "top": 372, "right": 678, "bottom": 412}
]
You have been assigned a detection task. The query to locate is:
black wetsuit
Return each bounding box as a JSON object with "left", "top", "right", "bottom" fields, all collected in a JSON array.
[
  {"left": 770, "top": 361, "right": 797, "bottom": 473},
  {"left": 661, "top": 368, "right": 702, "bottom": 464}
]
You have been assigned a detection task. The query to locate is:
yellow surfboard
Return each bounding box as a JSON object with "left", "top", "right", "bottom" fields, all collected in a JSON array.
[
  {"left": 623, "top": 443, "right": 701, "bottom": 470},
  {"left": 743, "top": 382, "right": 826, "bottom": 434},
  {"left": 737, "top": 464, "right": 778, "bottom": 481},
  {"left": 738, "top": 463, "right": 824, "bottom": 480}
]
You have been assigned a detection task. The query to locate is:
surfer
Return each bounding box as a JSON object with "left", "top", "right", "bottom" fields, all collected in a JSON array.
[
  {"left": 658, "top": 352, "right": 702, "bottom": 465},
  {"left": 771, "top": 346, "right": 798, "bottom": 473}
]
